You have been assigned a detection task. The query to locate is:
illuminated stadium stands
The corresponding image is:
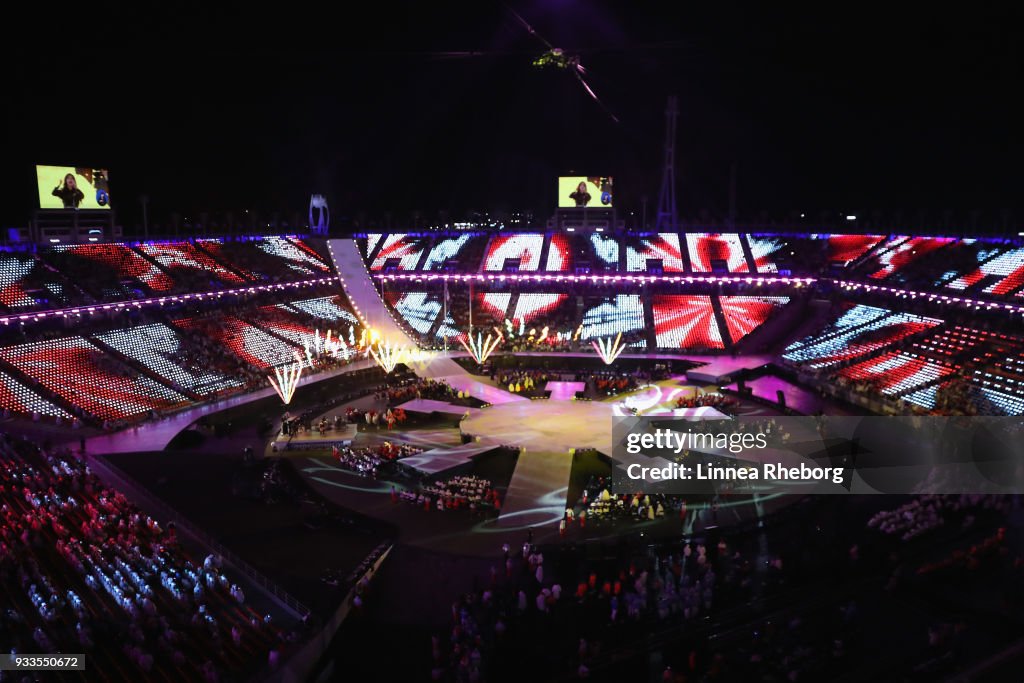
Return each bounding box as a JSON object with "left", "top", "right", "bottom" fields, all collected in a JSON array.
[
  {"left": 685, "top": 233, "right": 746, "bottom": 272},
  {"left": 172, "top": 316, "right": 301, "bottom": 369},
  {"left": 782, "top": 309, "right": 943, "bottom": 367},
  {"left": 651, "top": 295, "right": 723, "bottom": 349},
  {"left": 245, "top": 304, "right": 328, "bottom": 347},
  {"left": 475, "top": 292, "right": 512, "bottom": 321},
  {"left": 45, "top": 243, "right": 175, "bottom": 296},
  {"left": 828, "top": 234, "right": 884, "bottom": 265},
  {"left": 836, "top": 351, "right": 957, "bottom": 397},
  {"left": 866, "top": 236, "right": 955, "bottom": 280},
  {"left": 545, "top": 234, "right": 573, "bottom": 271},
  {"left": 625, "top": 233, "right": 685, "bottom": 272},
  {"left": 94, "top": 324, "right": 245, "bottom": 398},
  {"left": 0, "top": 370, "right": 72, "bottom": 419},
  {"left": 0, "top": 336, "right": 190, "bottom": 421},
  {"left": 199, "top": 236, "right": 332, "bottom": 281},
  {"left": 579, "top": 295, "right": 646, "bottom": 345},
  {"left": 386, "top": 292, "right": 443, "bottom": 335},
  {"left": 719, "top": 296, "right": 790, "bottom": 343},
  {"left": 588, "top": 233, "right": 621, "bottom": 270},
  {"left": 421, "top": 234, "right": 473, "bottom": 270},
  {"left": 483, "top": 234, "right": 544, "bottom": 271},
  {"left": 369, "top": 234, "right": 429, "bottom": 271},
  {"left": 285, "top": 295, "right": 360, "bottom": 327},
  {"left": 0, "top": 252, "right": 86, "bottom": 311},
  {"left": 511, "top": 293, "right": 570, "bottom": 326},
  {"left": 137, "top": 242, "right": 250, "bottom": 287},
  {"left": 746, "top": 235, "right": 786, "bottom": 273},
  {"left": 943, "top": 246, "right": 1024, "bottom": 296}
]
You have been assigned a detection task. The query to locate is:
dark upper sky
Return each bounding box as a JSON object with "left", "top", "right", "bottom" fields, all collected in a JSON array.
[{"left": 3, "top": 2, "right": 1022, "bottom": 228}]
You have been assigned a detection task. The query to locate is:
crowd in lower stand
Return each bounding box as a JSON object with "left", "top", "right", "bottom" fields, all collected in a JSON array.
[
  {"left": 867, "top": 494, "right": 1011, "bottom": 541},
  {"left": 0, "top": 433, "right": 293, "bottom": 682},
  {"left": 431, "top": 533, "right": 788, "bottom": 682}
]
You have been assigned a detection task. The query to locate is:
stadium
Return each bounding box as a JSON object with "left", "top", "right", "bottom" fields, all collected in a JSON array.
[{"left": 3, "top": 4, "right": 1023, "bottom": 683}]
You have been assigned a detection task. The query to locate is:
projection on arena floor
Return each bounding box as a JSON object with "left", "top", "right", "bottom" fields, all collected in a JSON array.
[
  {"left": 558, "top": 176, "right": 613, "bottom": 208},
  {"left": 36, "top": 165, "right": 111, "bottom": 210}
]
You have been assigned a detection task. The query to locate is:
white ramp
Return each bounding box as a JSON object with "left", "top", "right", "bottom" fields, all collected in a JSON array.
[{"left": 328, "top": 239, "right": 414, "bottom": 345}]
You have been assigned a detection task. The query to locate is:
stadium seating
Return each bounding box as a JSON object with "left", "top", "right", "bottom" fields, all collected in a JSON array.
[
  {"left": 0, "top": 336, "right": 190, "bottom": 422},
  {"left": 651, "top": 295, "right": 723, "bottom": 349}
]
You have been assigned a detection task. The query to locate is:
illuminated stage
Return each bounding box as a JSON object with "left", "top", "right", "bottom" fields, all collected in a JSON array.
[{"left": 461, "top": 400, "right": 616, "bottom": 527}]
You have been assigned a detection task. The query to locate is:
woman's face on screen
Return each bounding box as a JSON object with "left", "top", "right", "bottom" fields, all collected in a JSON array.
[{"left": 65, "top": 175, "right": 77, "bottom": 191}]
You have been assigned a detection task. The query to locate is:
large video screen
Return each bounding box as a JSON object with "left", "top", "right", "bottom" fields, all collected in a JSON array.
[
  {"left": 558, "top": 176, "right": 612, "bottom": 208},
  {"left": 36, "top": 165, "right": 111, "bottom": 210}
]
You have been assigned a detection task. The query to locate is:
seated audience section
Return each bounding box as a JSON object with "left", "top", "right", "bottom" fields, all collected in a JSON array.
[
  {"left": 483, "top": 234, "right": 544, "bottom": 272},
  {"left": 837, "top": 351, "right": 956, "bottom": 398},
  {"left": 363, "top": 233, "right": 382, "bottom": 259},
  {"left": 828, "top": 234, "right": 884, "bottom": 265},
  {"left": 0, "top": 337, "right": 189, "bottom": 420},
  {"left": 719, "top": 296, "right": 790, "bottom": 343},
  {"left": 246, "top": 305, "right": 329, "bottom": 347},
  {"left": 369, "top": 234, "right": 429, "bottom": 271},
  {"left": 685, "top": 233, "right": 746, "bottom": 273},
  {"left": 45, "top": 243, "right": 175, "bottom": 297},
  {"left": 652, "top": 295, "right": 723, "bottom": 349},
  {"left": 385, "top": 292, "right": 444, "bottom": 336},
  {"left": 172, "top": 316, "right": 300, "bottom": 369},
  {"left": 421, "top": 234, "right": 481, "bottom": 271},
  {"left": 511, "top": 293, "right": 570, "bottom": 327},
  {"left": 94, "top": 324, "right": 245, "bottom": 398},
  {"left": 0, "top": 441, "right": 285, "bottom": 681},
  {"left": 745, "top": 235, "right": 786, "bottom": 273},
  {"left": 580, "top": 295, "right": 646, "bottom": 348},
  {"left": 784, "top": 304, "right": 893, "bottom": 351},
  {"left": 0, "top": 253, "right": 83, "bottom": 311},
  {"left": 782, "top": 308, "right": 943, "bottom": 367},
  {"left": 285, "top": 295, "right": 360, "bottom": 327},
  {"left": 625, "top": 233, "right": 685, "bottom": 272},
  {"left": 0, "top": 370, "right": 72, "bottom": 419},
  {"left": 941, "top": 246, "right": 1024, "bottom": 296},
  {"left": 867, "top": 236, "right": 954, "bottom": 280},
  {"left": 138, "top": 242, "right": 249, "bottom": 288},
  {"left": 545, "top": 234, "right": 573, "bottom": 272},
  {"left": 206, "top": 236, "right": 332, "bottom": 281},
  {"left": 588, "top": 234, "right": 621, "bottom": 270}
]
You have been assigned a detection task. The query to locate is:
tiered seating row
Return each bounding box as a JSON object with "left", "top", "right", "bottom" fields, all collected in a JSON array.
[
  {"left": 94, "top": 324, "right": 245, "bottom": 398},
  {"left": 719, "top": 296, "right": 790, "bottom": 343},
  {"left": 781, "top": 311, "right": 943, "bottom": 367},
  {"left": 685, "top": 233, "right": 746, "bottom": 273},
  {"left": 0, "top": 336, "right": 190, "bottom": 421},
  {"left": 837, "top": 351, "right": 956, "bottom": 397},
  {"left": 651, "top": 295, "right": 723, "bottom": 349}
]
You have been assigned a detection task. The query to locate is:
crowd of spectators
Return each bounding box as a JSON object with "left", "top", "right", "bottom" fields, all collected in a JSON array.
[{"left": 0, "top": 433, "right": 293, "bottom": 681}]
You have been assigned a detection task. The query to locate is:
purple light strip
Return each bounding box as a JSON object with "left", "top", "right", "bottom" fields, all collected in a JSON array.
[
  {"left": 372, "top": 273, "right": 816, "bottom": 285},
  {"left": 0, "top": 277, "right": 339, "bottom": 326},
  {"left": 831, "top": 280, "right": 1024, "bottom": 313}
]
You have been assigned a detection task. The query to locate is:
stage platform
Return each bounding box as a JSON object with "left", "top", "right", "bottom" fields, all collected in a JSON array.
[
  {"left": 396, "top": 399, "right": 482, "bottom": 418},
  {"left": 272, "top": 423, "right": 357, "bottom": 451},
  {"left": 685, "top": 355, "right": 773, "bottom": 384},
  {"left": 399, "top": 442, "right": 499, "bottom": 476},
  {"left": 545, "top": 381, "right": 586, "bottom": 401}
]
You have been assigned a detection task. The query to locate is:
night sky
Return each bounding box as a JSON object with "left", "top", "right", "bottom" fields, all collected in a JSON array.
[{"left": 3, "top": 2, "right": 1022, "bottom": 229}]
